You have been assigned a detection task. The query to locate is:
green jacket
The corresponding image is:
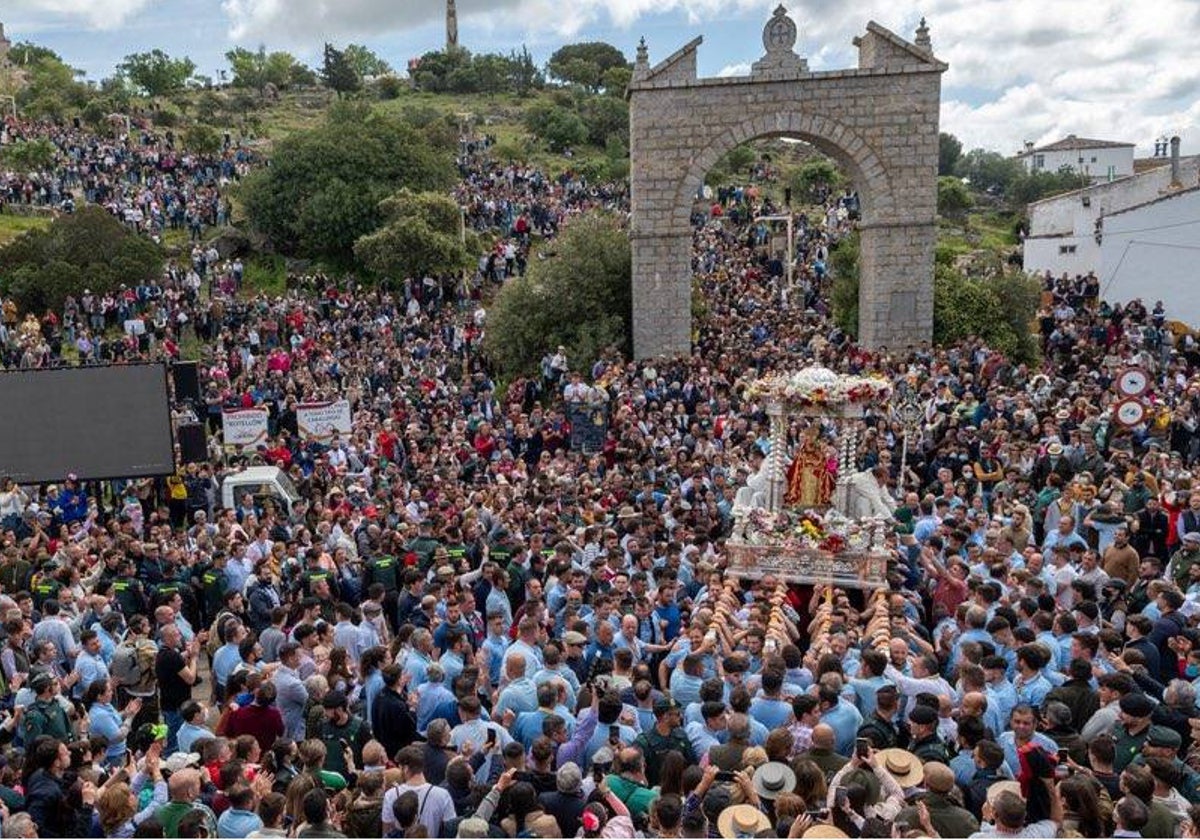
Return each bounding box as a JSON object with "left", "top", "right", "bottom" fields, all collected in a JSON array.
[
  {"left": 898, "top": 793, "right": 979, "bottom": 839},
  {"left": 634, "top": 726, "right": 696, "bottom": 786},
  {"left": 1113, "top": 722, "right": 1150, "bottom": 772},
  {"left": 24, "top": 698, "right": 72, "bottom": 743},
  {"left": 607, "top": 774, "right": 659, "bottom": 817}
]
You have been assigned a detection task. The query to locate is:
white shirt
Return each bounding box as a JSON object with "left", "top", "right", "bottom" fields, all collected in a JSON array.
[{"left": 382, "top": 782, "right": 456, "bottom": 836}]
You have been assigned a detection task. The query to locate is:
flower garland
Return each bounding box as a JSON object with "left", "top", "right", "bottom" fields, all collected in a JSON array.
[
  {"left": 739, "top": 507, "right": 886, "bottom": 553},
  {"left": 745, "top": 367, "right": 892, "bottom": 407}
]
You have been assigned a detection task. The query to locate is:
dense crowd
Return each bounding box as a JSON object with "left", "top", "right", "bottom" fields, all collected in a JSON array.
[
  {"left": 1, "top": 114, "right": 251, "bottom": 241},
  {"left": 3, "top": 116, "right": 1200, "bottom": 840}
]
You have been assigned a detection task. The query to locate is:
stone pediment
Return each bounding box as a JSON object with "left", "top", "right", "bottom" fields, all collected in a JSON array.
[{"left": 853, "top": 20, "right": 948, "bottom": 71}]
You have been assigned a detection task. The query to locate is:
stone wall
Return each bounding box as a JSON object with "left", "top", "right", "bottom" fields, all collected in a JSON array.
[{"left": 628, "top": 12, "right": 944, "bottom": 359}]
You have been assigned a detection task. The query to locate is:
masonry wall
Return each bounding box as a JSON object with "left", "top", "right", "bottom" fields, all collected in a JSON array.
[{"left": 629, "top": 56, "right": 942, "bottom": 358}]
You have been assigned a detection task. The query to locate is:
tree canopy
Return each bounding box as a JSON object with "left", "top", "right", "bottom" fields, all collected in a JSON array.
[
  {"left": 240, "top": 101, "right": 455, "bottom": 262},
  {"left": 937, "top": 176, "right": 973, "bottom": 219},
  {"left": 354, "top": 190, "right": 479, "bottom": 279},
  {"left": 342, "top": 44, "right": 392, "bottom": 79},
  {"left": 547, "top": 42, "right": 629, "bottom": 90},
  {"left": 409, "top": 48, "right": 543, "bottom": 95},
  {"left": 117, "top": 49, "right": 196, "bottom": 96},
  {"left": 226, "top": 46, "right": 309, "bottom": 91},
  {"left": 321, "top": 44, "right": 362, "bottom": 95},
  {"left": 0, "top": 207, "right": 164, "bottom": 314},
  {"left": 486, "top": 213, "right": 632, "bottom": 376},
  {"left": 939, "top": 132, "right": 962, "bottom": 176}
]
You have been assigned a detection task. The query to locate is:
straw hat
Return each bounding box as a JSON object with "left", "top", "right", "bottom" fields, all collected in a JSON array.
[
  {"left": 874, "top": 748, "right": 923, "bottom": 787},
  {"left": 803, "top": 827, "right": 850, "bottom": 839},
  {"left": 717, "top": 804, "right": 772, "bottom": 839},
  {"left": 986, "top": 780, "right": 1023, "bottom": 805}
]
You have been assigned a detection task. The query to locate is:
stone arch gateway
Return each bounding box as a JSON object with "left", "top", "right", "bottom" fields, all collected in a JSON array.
[{"left": 626, "top": 7, "right": 946, "bottom": 358}]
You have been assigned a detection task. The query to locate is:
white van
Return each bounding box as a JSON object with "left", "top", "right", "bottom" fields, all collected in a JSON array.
[{"left": 219, "top": 466, "right": 301, "bottom": 516}]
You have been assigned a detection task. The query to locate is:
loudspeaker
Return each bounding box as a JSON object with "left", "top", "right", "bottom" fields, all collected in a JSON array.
[
  {"left": 172, "top": 362, "right": 201, "bottom": 404},
  {"left": 178, "top": 423, "right": 207, "bottom": 464}
]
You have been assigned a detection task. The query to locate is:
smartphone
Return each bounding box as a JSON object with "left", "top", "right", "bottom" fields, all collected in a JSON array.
[
  {"left": 1055, "top": 748, "right": 1070, "bottom": 779},
  {"left": 855, "top": 737, "right": 870, "bottom": 759},
  {"left": 609, "top": 725, "right": 620, "bottom": 745},
  {"left": 485, "top": 728, "right": 497, "bottom": 747},
  {"left": 834, "top": 787, "right": 847, "bottom": 809},
  {"left": 714, "top": 770, "right": 737, "bottom": 783}
]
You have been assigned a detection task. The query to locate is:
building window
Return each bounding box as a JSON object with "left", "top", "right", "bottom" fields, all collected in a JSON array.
[
  {"left": 1059, "top": 245, "right": 1077, "bottom": 255},
  {"left": 1078, "top": 156, "right": 1085, "bottom": 164},
  {"left": 1033, "top": 154, "right": 1045, "bottom": 170},
  {"left": 1091, "top": 156, "right": 1097, "bottom": 163}
]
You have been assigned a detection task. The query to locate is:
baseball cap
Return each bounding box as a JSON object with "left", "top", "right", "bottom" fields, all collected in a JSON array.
[
  {"left": 653, "top": 696, "right": 680, "bottom": 715},
  {"left": 322, "top": 689, "right": 348, "bottom": 709}
]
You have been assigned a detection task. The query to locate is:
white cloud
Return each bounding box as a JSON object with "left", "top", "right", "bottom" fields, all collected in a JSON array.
[
  {"left": 716, "top": 62, "right": 750, "bottom": 77},
  {"left": 5, "top": 0, "right": 155, "bottom": 30}
]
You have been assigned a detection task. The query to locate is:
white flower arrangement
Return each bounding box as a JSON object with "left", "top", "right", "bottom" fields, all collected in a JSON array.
[{"left": 745, "top": 367, "right": 892, "bottom": 408}]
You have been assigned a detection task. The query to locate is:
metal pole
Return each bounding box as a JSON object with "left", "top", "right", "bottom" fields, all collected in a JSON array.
[{"left": 786, "top": 212, "right": 794, "bottom": 289}]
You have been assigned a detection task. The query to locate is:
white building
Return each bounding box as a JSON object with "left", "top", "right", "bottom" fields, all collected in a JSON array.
[
  {"left": 1017, "top": 135, "right": 1135, "bottom": 183},
  {"left": 1023, "top": 138, "right": 1200, "bottom": 323},
  {"left": 1099, "top": 186, "right": 1200, "bottom": 321}
]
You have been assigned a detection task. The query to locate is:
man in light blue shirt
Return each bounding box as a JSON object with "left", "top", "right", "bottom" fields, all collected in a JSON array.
[
  {"left": 415, "top": 663, "right": 456, "bottom": 734},
  {"left": 211, "top": 622, "right": 247, "bottom": 701},
  {"left": 818, "top": 685, "right": 864, "bottom": 757},
  {"left": 494, "top": 655, "right": 539, "bottom": 718},
  {"left": 177, "top": 700, "right": 214, "bottom": 753},
  {"left": 749, "top": 669, "right": 793, "bottom": 731},
  {"left": 438, "top": 629, "right": 469, "bottom": 686},
  {"left": 217, "top": 787, "right": 264, "bottom": 838},
  {"left": 72, "top": 630, "right": 109, "bottom": 700},
  {"left": 403, "top": 629, "right": 435, "bottom": 691},
  {"left": 32, "top": 601, "right": 78, "bottom": 670},
  {"left": 480, "top": 615, "right": 510, "bottom": 689},
  {"left": 669, "top": 655, "right": 706, "bottom": 708},
  {"left": 998, "top": 704, "right": 1057, "bottom": 778},
  {"left": 684, "top": 701, "right": 729, "bottom": 757},
  {"left": 1014, "top": 646, "right": 1054, "bottom": 711},
  {"left": 332, "top": 605, "right": 364, "bottom": 666}
]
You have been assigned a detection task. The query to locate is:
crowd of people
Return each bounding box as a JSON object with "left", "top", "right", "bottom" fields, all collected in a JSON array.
[
  {"left": 1, "top": 114, "right": 250, "bottom": 241},
  {"left": 4, "top": 108, "right": 1200, "bottom": 840}
]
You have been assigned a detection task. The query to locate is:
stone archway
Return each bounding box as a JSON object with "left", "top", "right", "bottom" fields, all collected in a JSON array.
[{"left": 627, "top": 6, "right": 946, "bottom": 358}]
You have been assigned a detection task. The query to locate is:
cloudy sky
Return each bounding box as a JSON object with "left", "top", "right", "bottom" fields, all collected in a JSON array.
[{"left": 5, "top": 0, "right": 1198, "bottom": 156}]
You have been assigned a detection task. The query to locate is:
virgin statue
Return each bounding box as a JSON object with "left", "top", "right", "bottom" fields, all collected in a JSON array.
[{"left": 785, "top": 429, "right": 835, "bottom": 507}]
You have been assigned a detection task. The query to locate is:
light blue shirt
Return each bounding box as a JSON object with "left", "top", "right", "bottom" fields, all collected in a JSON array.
[
  {"left": 685, "top": 720, "right": 727, "bottom": 756},
  {"left": 362, "top": 668, "right": 384, "bottom": 727},
  {"left": 999, "top": 731, "right": 1058, "bottom": 778},
  {"left": 403, "top": 649, "right": 432, "bottom": 690},
  {"left": 88, "top": 702, "right": 127, "bottom": 764},
  {"left": 217, "top": 808, "right": 264, "bottom": 838},
  {"left": 748, "top": 697, "right": 792, "bottom": 731},
  {"left": 480, "top": 634, "right": 509, "bottom": 687},
  {"left": 439, "top": 651, "right": 465, "bottom": 686},
  {"left": 211, "top": 643, "right": 243, "bottom": 690},
  {"left": 416, "top": 682, "right": 456, "bottom": 734},
  {"left": 494, "top": 677, "right": 539, "bottom": 718},
  {"left": 986, "top": 680, "right": 1019, "bottom": 728},
  {"left": 670, "top": 670, "right": 704, "bottom": 707},
  {"left": 73, "top": 650, "right": 109, "bottom": 699},
  {"left": 333, "top": 621, "right": 363, "bottom": 664},
  {"left": 177, "top": 721, "right": 213, "bottom": 754},
  {"left": 1015, "top": 673, "right": 1053, "bottom": 709},
  {"left": 848, "top": 675, "right": 891, "bottom": 718},
  {"left": 821, "top": 699, "right": 864, "bottom": 756}
]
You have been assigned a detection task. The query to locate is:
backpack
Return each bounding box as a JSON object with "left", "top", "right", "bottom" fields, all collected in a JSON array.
[{"left": 111, "top": 640, "right": 156, "bottom": 693}]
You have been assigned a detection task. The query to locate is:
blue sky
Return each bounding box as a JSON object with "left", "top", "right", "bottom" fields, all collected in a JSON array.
[{"left": 5, "top": 0, "right": 1199, "bottom": 156}]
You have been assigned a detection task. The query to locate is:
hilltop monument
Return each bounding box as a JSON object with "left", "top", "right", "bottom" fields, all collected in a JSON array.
[{"left": 447, "top": 0, "right": 459, "bottom": 50}]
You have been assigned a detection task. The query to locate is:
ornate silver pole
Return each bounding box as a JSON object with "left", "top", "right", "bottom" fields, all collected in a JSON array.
[{"left": 766, "top": 400, "right": 787, "bottom": 512}]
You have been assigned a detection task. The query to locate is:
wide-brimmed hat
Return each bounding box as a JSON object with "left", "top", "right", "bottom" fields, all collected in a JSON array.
[
  {"left": 986, "top": 780, "right": 1023, "bottom": 805},
  {"left": 803, "top": 828, "right": 849, "bottom": 839},
  {"left": 752, "top": 762, "right": 796, "bottom": 800},
  {"left": 874, "top": 748, "right": 923, "bottom": 787},
  {"left": 717, "top": 804, "right": 772, "bottom": 839}
]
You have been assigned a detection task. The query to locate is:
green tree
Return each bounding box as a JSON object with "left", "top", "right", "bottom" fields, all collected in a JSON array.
[
  {"left": 354, "top": 190, "right": 478, "bottom": 278},
  {"left": 6, "top": 42, "right": 64, "bottom": 67},
  {"left": 0, "top": 207, "right": 163, "bottom": 314},
  {"left": 601, "top": 65, "right": 632, "bottom": 96},
  {"left": 226, "top": 46, "right": 305, "bottom": 91},
  {"left": 15, "top": 49, "right": 90, "bottom": 118},
  {"left": 117, "top": 49, "right": 196, "bottom": 96},
  {"left": 342, "top": 44, "right": 392, "bottom": 78},
  {"left": 937, "top": 176, "right": 973, "bottom": 219},
  {"left": 240, "top": 101, "right": 454, "bottom": 260},
  {"left": 506, "top": 47, "right": 544, "bottom": 95},
  {"left": 938, "top": 132, "right": 962, "bottom": 176},
  {"left": 933, "top": 265, "right": 1040, "bottom": 362},
  {"left": 523, "top": 101, "right": 587, "bottom": 151},
  {"left": 580, "top": 96, "right": 628, "bottom": 147},
  {"left": 410, "top": 49, "right": 471, "bottom": 92},
  {"left": 182, "top": 124, "right": 222, "bottom": 156},
  {"left": 829, "top": 232, "right": 860, "bottom": 337},
  {"left": 790, "top": 156, "right": 843, "bottom": 202},
  {"left": 954, "top": 148, "right": 1023, "bottom": 195},
  {"left": 547, "top": 42, "right": 629, "bottom": 90},
  {"left": 486, "top": 213, "right": 632, "bottom": 376},
  {"left": 321, "top": 43, "right": 362, "bottom": 95},
  {"left": 0, "top": 139, "right": 56, "bottom": 172},
  {"left": 1008, "top": 168, "right": 1087, "bottom": 204}
]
